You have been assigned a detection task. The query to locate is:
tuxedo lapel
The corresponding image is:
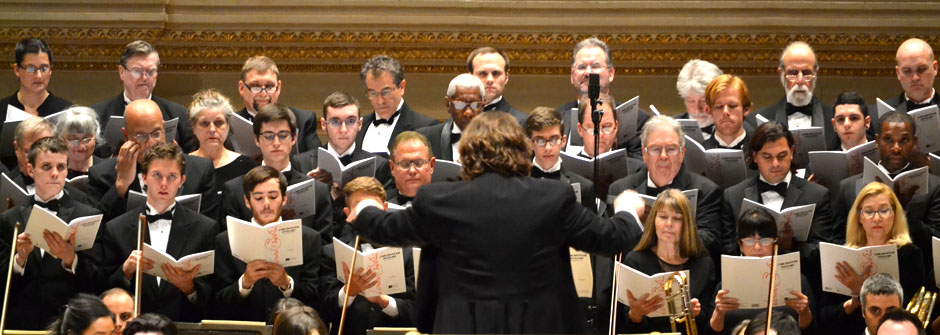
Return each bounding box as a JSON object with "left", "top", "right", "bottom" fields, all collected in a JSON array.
[
  {"left": 781, "top": 178, "right": 804, "bottom": 209},
  {"left": 811, "top": 98, "right": 825, "bottom": 127},
  {"left": 743, "top": 179, "right": 761, "bottom": 203},
  {"left": 440, "top": 120, "right": 454, "bottom": 160},
  {"left": 773, "top": 99, "right": 788, "bottom": 123}
]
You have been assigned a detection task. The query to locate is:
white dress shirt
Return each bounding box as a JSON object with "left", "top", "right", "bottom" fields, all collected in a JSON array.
[
  {"left": 716, "top": 130, "right": 747, "bottom": 148},
  {"left": 361, "top": 99, "right": 405, "bottom": 154},
  {"left": 758, "top": 172, "right": 792, "bottom": 212}
]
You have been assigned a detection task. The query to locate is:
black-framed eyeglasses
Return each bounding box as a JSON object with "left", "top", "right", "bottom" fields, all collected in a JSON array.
[
  {"left": 860, "top": 207, "right": 893, "bottom": 219},
  {"left": 133, "top": 129, "right": 164, "bottom": 143},
  {"left": 393, "top": 159, "right": 429, "bottom": 170},
  {"left": 242, "top": 81, "right": 278, "bottom": 94},
  {"left": 532, "top": 136, "right": 563, "bottom": 147},
  {"left": 326, "top": 117, "right": 359, "bottom": 129},
  {"left": 22, "top": 65, "right": 51, "bottom": 74},
  {"left": 259, "top": 131, "right": 292, "bottom": 142}
]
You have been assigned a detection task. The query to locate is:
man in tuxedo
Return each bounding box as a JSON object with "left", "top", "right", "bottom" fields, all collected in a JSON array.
[
  {"left": 750, "top": 41, "right": 838, "bottom": 151},
  {"left": 870, "top": 38, "right": 940, "bottom": 136},
  {"left": 86, "top": 99, "right": 218, "bottom": 221},
  {"left": 557, "top": 38, "right": 648, "bottom": 158},
  {"left": 236, "top": 55, "right": 321, "bottom": 153},
  {"left": 101, "top": 288, "right": 135, "bottom": 335},
  {"left": 416, "top": 73, "right": 485, "bottom": 163},
  {"left": 214, "top": 165, "right": 324, "bottom": 322},
  {"left": 833, "top": 111, "right": 939, "bottom": 269},
  {"left": 526, "top": 107, "right": 596, "bottom": 211},
  {"left": 608, "top": 115, "right": 723, "bottom": 258},
  {"left": 97, "top": 142, "right": 218, "bottom": 322},
  {"left": 467, "top": 47, "right": 527, "bottom": 126},
  {"left": 219, "top": 103, "right": 331, "bottom": 243},
  {"left": 90, "top": 40, "right": 196, "bottom": 154},
  {"left": 385, "top": 131, "right": 434, "bottom": 207},
  {"left": 356, "top": 55, "right": 439, "bottom": 156},
  {"left": 832, "top": 91, "right": 872, "bottom": 151},
  {"left": 674, "top": 59, "right": 723, "bottom": 141},
  {"left": 7, "top": 116, "right": 54, "bottom": 191},
  {"left": 821, "top": 273, "right": 903, "bottom": 335},
  {"left": 0, "top": 137, "right": 101, "bottom": 329},
  {"left": 703, "top": 74, "right": 754, "bottom": 150},
  {"left": 320, "top": 177, "right": 416, "bottom": 335}
]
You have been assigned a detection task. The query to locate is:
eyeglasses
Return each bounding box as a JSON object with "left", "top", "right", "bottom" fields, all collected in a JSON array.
[
  {"left": 393, "top": 159, "right": 430, "bottom": 170},
  {"left": 21, "top": 65, "right": 51, "bottom": 74},
  {"left": 242, "top": 81, "right": 278, "bottom": 94},
  {"left": 259, "top": 131, "right": 292, "bottom": 142},
  {"left": 367, "top": 88, "right": 395, "bottom": 100},
  {"left": 123, "top": 66, "right": 158, "bottom": 79},
  {"left": 583, "top": 126, "right": 616, "bottom": 135},
  {"left": 860, "top": 207, "right": 893, "bottom": 219},
  {"left": 198, "top": 119, "right": 226, "bottom": 129},
  {"left": 645, "top": 145, "right": 682, "bottom": 157},
  {"left": 132, "top": 129, "right": 164, "bottom": 143},
  {"left": 451, "top": 100, "right": 481, "bottom": 111},
  {"left": 148, "top": 171, "right": 180, "bottom": 183},
  {"left": 740, "top": 237, "right": 776, "bottom": 247},
  {"left": 573, "top": 63, "right": 609, "bottom": 71},
  {"left": 326, "top": 117, "right": 359, "bottom": 129},
  {"left": 783, "top": 69, "right": 815, "bottom": 82},
  {"left": 532, "top": 136, "right": 563, "bottom": 147},
  {"left": 65, "top": 137, "right": 94, "bottom": 148}
]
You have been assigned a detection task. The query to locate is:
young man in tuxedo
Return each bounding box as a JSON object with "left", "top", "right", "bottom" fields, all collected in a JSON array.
[
  {"left": 85, "top": 99, "right": 218, "bottom": 221},
  {"left": 219, "top": 103, "right": 332, "bottom": 243},
  {"left": 320, "top": 176, "right": 416, "bottom": 335},
  {"left": 214, "top": 165, "right": 324, "bottom": 322},
  {"left": 385, "top": 131, "right": 435, "bottom": 208},
  {"left": 525, "top": 107, "right": 596, "bottom": 211},
  {"left": 357, "top": 55, "right": 438, "bottom": 156},
  {"left": 416, "top": 73, "right": 486, "bottom": 163},
  {"left": 97, "top": 142, "right": 218, "bottom": 322},
  {"left": 0, "top": 137, "right": 101, "bottom": 329},
  {"left": 236, "top": 55, "right": 321, "bottom": 153},
  {"left": 467, "top": 46, "right": 528, "bottom": 126}
]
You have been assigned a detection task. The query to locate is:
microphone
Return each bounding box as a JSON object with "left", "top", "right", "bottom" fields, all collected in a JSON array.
[{"left": 588, "top": 73, "right": 602, "bottom": 127}]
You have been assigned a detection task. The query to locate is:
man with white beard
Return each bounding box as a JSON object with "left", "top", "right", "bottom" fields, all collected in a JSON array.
[{"left": 749, "top": 42, "right": 839, "bottom": 150}]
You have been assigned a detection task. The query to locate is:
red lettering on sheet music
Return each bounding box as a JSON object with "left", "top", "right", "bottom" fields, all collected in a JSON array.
[
  {"left": 367, "top": 253, "right": 384, "bottom": 294},
  {"left": 265, "top": 227, "right": 281, "bottom": 263}
]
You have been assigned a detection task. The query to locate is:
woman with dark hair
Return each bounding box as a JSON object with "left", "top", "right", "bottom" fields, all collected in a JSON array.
[
  {"left": 48, "top": 293, "right": 115, "bottom": 335},
  {"left": 0, "top": 37, "right": 72, "bottom": 117},
  {"left": 619, "top": 189, "right": 716, "bottom": 334},
  {"left": 707, "top": 208, "right": 815, "bottom": 334},
  {"left": 122, "top": 313, "right": 176, "bottom": 335},
  {"left": 347, "top": 111, "right": 647, "bottom": 334},
  {"left": 273, "top": 306, "right": 328, "bottom": 335}
]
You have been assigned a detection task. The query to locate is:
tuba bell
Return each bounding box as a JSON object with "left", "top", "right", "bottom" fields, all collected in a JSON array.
[
  {"left": 663, "top": 271, "right": 697, "bottom": 335},
  {"left": 906, "top": 286, "right": 936, "bottom": 328}
]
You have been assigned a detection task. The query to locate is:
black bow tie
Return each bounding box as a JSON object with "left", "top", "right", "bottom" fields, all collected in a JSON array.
[
  {"left": 483, "top": 103, "right": 499, "bottom": 112},
  {"left": 786, "top": 103, "right": 813, "bottom": 116},
  {"left": 372, "top": 110, "right": 400, "bottom": 126},
  {"left": 31, "top": 198, "right": 60, "bottom": 212},
  {"left": 145, "top": 210, "right": 173, "bottom": 223},
  {"left": 531, "top": 168, "right": 562, "bottom": 180},
  {"left": 646, "top": 185, "right": 671, "bottom": 197},
  {"left": 450, "top": 132, "right": 461, "bottom": 145},
  {"left": 906, "top": 99, "right": 934, "bottom": 112},
  {"left": 701, "top": 125, "right": 715, "bottom": 136},
  {"left": 339, "top": 155, "right": 354, "bottom": 166},
  {"left": 396, "top": 194, "right": 414, "bottom": 205},
  {"left": 757, "top": 180, "right": 788, "bottom": 196}
]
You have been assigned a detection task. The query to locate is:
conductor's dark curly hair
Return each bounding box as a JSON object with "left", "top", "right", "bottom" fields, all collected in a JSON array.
[{"left": 458, "top": 112, "right": 532, "bottom": 180}]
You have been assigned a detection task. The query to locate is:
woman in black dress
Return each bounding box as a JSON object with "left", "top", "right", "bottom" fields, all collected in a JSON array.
[{"left": 187, "top": 88, "right": 256, "bottom": 189}]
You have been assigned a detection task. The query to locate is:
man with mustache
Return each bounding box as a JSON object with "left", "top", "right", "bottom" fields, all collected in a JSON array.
[
  {"left": 236, "top": 56, "right": 321, "bottom": 154},
  {"left": 556, "top": 38, "right": 649, "bottom": 159},
  {"left": 869, "top": 38, "right": 940, "bottom": 137},
  {"left": 750, "top": 41, "right": 839, "bottom": 151},
  {"left": 466, "top": 47, "right": 528, "bottom": 127}
]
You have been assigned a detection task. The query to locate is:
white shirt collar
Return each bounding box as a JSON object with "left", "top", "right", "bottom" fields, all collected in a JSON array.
[
  {"left": 123, "top": 91, "right": 152, "bottom": 105},
  {"left": 452, "top": 123, "right": 463, "bottom": 135},
  {"left": 250, "top": 217, "right": 281, "bottom": 227},
  {"left": 485, "top": 95, "right": 503, "bottom": 108},
  {"left": 715, "top": 130, "right": 747, "bottom": 148},
  {"left": 759, "top": 171, "right": 792, "bottom": 186},
  {"left": 532, "top": 157, "right": 562, "bottom": 173},
  {"left": 145, "top": 201, "right": 176, "bottom": 216},
  {"left": 327, "top": 142, "right": 356, "bottom": 159},
  {"left": 647, "top": 173, "right": 675, "bottom": 189},
  {"left": 34, "top": 190, "right": 64, "bottom": 204},
  {"left": 906, "top": 88, "right": 936, "bottom": 104},
  {"left": 878, "top": 161, "right": 911, "bottom": 175},
  {"left": 261, "top": 160, "right": 292, "bottom": 173}
]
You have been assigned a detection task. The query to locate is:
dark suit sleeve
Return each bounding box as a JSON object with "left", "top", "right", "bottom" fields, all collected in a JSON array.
[
  {"left": 193, "top": 159, "right": 220, "bottom": 220},
  {"left": 719, "top": 191, "right": 740, "bottom": 255},
  {"left": 212, "top": 233, "right": 245, "bottom": 319},
  {"left": 562, "top": 189, "right": 643, "bottom": 256},
  {"left": 694, "top": 182, "right": 723, "bottom": 255},
  {"left": 353, "top": 206, "right": 432, "bottom": 247},
  {"left": 299, "top": 112, "right": 323, "bottom": 153},
  {"left": 96, "top": 219, "right": 135, "bottom": 292},
  {"left": 311, "top": 181, "right": 333, "bottom": 245},
  {"left": 808, "top": 188, "right": 835, "bottom": 244},
  {"left": 219, "top": 180, "right": 247, "bottom": 225},
  {"left": 86, "top": 166, "right": 130, "bottom": 221}
]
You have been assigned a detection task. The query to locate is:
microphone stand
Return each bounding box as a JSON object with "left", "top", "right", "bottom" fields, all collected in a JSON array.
[{"left": 338, "top": 236, "right": 361, "bottom": 335}]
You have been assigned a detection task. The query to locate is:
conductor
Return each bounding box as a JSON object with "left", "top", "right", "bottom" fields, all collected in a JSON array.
[{"left": 347, "top": 112, "right": 647, "bottom": 334}]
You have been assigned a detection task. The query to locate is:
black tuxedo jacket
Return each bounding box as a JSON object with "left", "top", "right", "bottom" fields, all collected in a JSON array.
[
  {"left": 555, "top": 100, "right": 650, "bottom": 159},
  {"left": 90, "top": 94, "right": 198, "bottom": 154},
  {"left": 869, "top": 91, "right": 940, "bottom": 141},
  {"left": 416, "top": 120, "right": 458, "bottom": 161},
  {"left": 218, "top": 164, "right": 333, "bottom": 244},
  {"left": 86, "top": 154, "right": 218, "bottom": 221},
  {"left": 356, "top": 101, "right": 439, "bottom": 154},
  {"left": 0, "top": 92, "right": 73, "bottom": 170},
  {"left": 484, "top": 97, "right": 528, "bottom": 127},
  {"left": 0, "top": 192, "right": 100, "bottom": 330},
  {"left": 213, "top": 225, "right": 323, "bottom": 322},
  {"left": 608, "top": 166, "right": 724, "bottom": 255},
  {"left": 720, "top": 175, "right": 833, "bottom": 256},
  {"left": 237, "top": 106, "right": 322, "bottom": 154},
  {"left": 353, "top": 172, "right": 644, "bottom": 334},
  {"left": 749, "top": 96, "right": 839, "bottom": 150},
  {"left": 96, "top": 205, "right": 218, "bottom": 322},
  {"left": 4, "top": 168, "right": 92, "bottom": 208}
]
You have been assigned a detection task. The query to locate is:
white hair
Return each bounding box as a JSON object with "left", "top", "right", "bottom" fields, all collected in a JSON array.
[
  {"left": 778, "top": 41, "right": 818, "bottom": 70},
  {"left": 676, "top": 59, "right": 723, "bottom": 99},
  {"left": 640, "top": 115, "right": 686, "bottom": 148},
  {"left": 446, "top": 73, "right": 485, "bottom": 98}
]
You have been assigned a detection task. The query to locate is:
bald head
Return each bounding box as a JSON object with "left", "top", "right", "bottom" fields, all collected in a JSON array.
[
  {"left": 122, "top": 99, "right": 166, "bottom": 159},
  {"left": 896, "top": 38, "right": 938, "bottom": 102}
]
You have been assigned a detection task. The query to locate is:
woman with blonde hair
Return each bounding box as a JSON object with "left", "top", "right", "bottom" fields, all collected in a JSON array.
[
  {"left": 188, "top": 88, "right": 256, "bottom": 189},
  {"left": 620, "top": 188, "right": 716, "bottom": 334}
]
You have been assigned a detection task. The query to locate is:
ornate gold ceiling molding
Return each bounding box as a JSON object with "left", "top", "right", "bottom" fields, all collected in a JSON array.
[{"left": 0, "top": 28, "right": 926, "bottom": 76}]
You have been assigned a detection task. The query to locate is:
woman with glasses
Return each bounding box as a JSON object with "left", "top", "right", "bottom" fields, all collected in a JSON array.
[
  {"left": 620, "top": 189, "right": 715, "bottom": 334},
  {"left": 188, "top": 89, "right": 257, "bottom": 189},
  {"left": 0, "top": 38, "right": 72, "bottom": 118},
  {"left": 55, "top": 106, "right": 103, "bottom": 179},
  {"left": 707, "top": 207, "right": 815, "bottom": 334}
]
